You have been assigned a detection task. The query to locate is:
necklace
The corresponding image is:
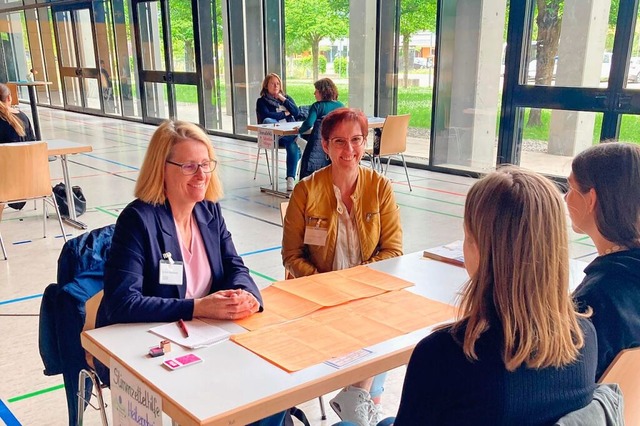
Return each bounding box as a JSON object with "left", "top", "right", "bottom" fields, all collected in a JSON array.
[{"left": 603, "top": 245, "right": 625, "bottom": 255}]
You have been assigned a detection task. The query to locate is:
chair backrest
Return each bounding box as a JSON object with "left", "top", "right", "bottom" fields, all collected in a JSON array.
[
  {"left": 279, "top": 201, "right": 294, "bottom": 280},
  {"left": 6, "top": 82, "right": 19, "bottom": 106},
  {"left": 83, "top": 289, "right": 104, "bottom": 368},
  {"left": 0, "top": 142, "right": 51, "bottom": 202},
  {"left": 598, "top": 346, "right": 640, "bottom": 425},
  {"left": 279, "top": 201, "right": 289, "bottom": 224},
  {"left": 378, "top": 114, "right": 411, "bottom": 156}
]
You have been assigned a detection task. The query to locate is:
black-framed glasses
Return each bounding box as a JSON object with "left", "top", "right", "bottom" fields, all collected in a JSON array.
[
  {"left": 166, "top": 159, "right": 217, "bottom": 175},
  {"left": 329, "top": 135, "right": 366, "bottom": 147}
]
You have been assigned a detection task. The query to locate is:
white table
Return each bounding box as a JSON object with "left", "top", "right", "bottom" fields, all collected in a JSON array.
[
  {"left": 247, "top": 121, "right": 302, "bottom": 198},
  {"left": 81, "top": 253, "right": 588, "bottom": 425},
  {"left": 46, "top": 139, "right": 93, "bottom": 229}
]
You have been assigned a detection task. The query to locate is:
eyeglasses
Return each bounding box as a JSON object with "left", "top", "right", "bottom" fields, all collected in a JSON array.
[
  {"left": 166, "top": 159, "right": 217, "bottom": 175},
  {"left": 329, "top": 135, "right": 366, "bottom": 147}
]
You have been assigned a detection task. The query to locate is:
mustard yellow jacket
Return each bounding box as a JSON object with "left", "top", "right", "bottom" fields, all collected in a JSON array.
[{"left": 282, "top": 165, "right": 403, "bottom": 277}]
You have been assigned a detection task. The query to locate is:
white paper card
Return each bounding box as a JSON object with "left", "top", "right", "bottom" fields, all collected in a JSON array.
[
  {"left": 304, "top": 226, "right": 328, "bottom": 246},
  {"left": 325, "top": 348, "right": 373, "bottom": 369},
  {"left": 110, "top": 359, "right": 162, "bottom": 425},
  {"left": 159, "top": 261, "right": 183, "bottom": 285},
  {"left": 149, "top": 319, "right": 230, "bottom": 349},
  {"left": 258, "top": 129, "right": 275, "bottom": 149}
]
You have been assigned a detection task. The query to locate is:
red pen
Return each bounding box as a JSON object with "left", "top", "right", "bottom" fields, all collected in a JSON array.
[{"left": 178, "top": 319, "right": 189, "bottom": 338}]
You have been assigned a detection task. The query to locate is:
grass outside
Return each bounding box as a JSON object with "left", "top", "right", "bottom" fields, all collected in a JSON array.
[{"left": 173, "top": 82, "right": 640, "bottom": 144}]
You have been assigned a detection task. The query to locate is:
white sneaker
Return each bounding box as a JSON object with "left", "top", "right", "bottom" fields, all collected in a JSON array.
[
  {"left": 295, "top": 136, "right": 307, "bottom": 152},
  {"left": 370, "top": 403, "right": 382, "bottom": 426},
  {"left": 286, "top": 177, "right": 295, "bottom": 191},
  {"left": 329, "top": 386, "right": 376, "bottom": 426}
]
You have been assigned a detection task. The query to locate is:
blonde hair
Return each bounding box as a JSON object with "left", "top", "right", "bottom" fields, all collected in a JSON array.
[
  {"left": 0, "top": 83, "right": 26, "bottom": 136},
  {"left": 454, "top": 167, "right": 586, "bottom": 371},
  {"left": 135, "top": 120, "right": 223, "bottom": 205}
]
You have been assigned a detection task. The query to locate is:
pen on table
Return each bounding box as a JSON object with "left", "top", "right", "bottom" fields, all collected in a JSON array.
[{"left": 178, "top": 319, "right": 189, "bottom": 338}]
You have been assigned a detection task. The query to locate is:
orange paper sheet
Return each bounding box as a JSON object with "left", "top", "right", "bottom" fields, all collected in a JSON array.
[
  {"left": 235, "top": 286, "right": 322, "bottom": 331},
  {"left": 231, "top": 290, "right": 456, "bottom": 372}
]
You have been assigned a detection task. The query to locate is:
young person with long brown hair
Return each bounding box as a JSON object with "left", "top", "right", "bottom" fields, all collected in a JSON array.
[
  {"left": 567, "top": 142, "right": 640, "bottom": 379},
  {"left": 393, "top": 167, "right": 597, "bottom": 425}
]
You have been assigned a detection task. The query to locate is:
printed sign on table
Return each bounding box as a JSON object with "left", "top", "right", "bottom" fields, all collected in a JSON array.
[
  {"left": 258, "top": 128, "right": 275, "bottom": 149},
  {"left": 110, "top": 359, "right": 162, "bottom": 426}
]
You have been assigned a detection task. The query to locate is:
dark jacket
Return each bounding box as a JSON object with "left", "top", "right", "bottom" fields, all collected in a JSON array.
[
  {"left": 0, "top": 111, "right": 35, "bottom": 143},
  {"left": 256, "top": 94, "right": 299, "bottom": 124},
  {"left": 298, "top": 100, "right": 344, "bottom": 179},
  {"left": 97, "top": 199, "right": 262, "bottom": 327},
  {"left": 38, "top": 225, "right": 115, "bottom": 426},
  {"left": 299, "top": 118, "right": 329, "bottom": 180},
  {"left": 573, "top": 248, "right": 640, "bottom": 379}
]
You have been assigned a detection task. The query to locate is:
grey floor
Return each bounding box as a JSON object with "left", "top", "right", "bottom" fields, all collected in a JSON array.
[{"left": 0, "top": 107, "right": 598, "bottom": 425}]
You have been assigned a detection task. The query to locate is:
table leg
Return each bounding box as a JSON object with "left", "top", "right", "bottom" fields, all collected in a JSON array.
[
  {"left": 27, "top": 85, "right": 42, "bottom": 140},
  {"left": 259, "top": 135, "right": 290, "bottom": 198},
  {"left": 273, "top": 135, "right": 280, "bottom": 192},
  {"left": 59, "top": 154, "right": 88, "bottom": 229}
]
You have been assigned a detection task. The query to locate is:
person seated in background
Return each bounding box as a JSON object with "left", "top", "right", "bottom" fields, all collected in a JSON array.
[
  {"left": 27, "top": 68, "right": 37, "bottom": 82},
  {"left": 566, "top": 142, "right": 640, "bottom": 379},
  {"left": 392, "top": 167, "right": 597, "bottom": 425},
  {"left": 295, "top": 78, "right": 344, "bottom": 180},
  {"left": 256, "top": 72, "right": 301, "bottom": 191},
  {"left": 0, "top": 82, "right": 36, "bottom": 214},
  {"left": 99, "top": 60, "right": 114, "bottom": 100},
  {"left": 282, "top": 108, "right": 403, "bottom": 426}
]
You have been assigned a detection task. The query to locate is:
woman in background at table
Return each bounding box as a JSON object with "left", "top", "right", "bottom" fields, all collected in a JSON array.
[
  {"left": 256, "top": 72, "right": 301, "bottom": 191},
  {"left": 0, "top": 82, "right": 36, "bottom": 215},
  {"left": 392, "top": 167, "right": 597, "bottom": 425},
  {"left": 0, "top": 83, "right": 35, "bottom": 143},
  {"left": 295, "top": 77, "right": 344, "bottom": 180},
  {"left": 282, "top": 108, "right": 403, "bottom": 426},
  {"left": 97, "top": 120, "right": 284, "bottom": 425},
  {"left": 566, "top": 142, "right": 640, "bottom": 379}
]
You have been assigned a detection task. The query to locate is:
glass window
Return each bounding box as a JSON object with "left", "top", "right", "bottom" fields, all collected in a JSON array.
[
  {"left": 431, "top": 0, "right": 506, "bottom": 172},
  {"left": 519, "top": 107, "right": 603, "bottom": 177},
  {"left": 525, "top": 1, "right": 615, "bottom": 89}
]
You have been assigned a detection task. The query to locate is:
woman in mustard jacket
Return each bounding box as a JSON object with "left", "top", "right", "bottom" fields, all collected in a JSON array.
[{"left": 282, "top": 108, "right": 403, "bottom": 426}]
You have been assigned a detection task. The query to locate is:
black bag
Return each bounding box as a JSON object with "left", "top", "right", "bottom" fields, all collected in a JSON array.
[
  {"left": 284, "top": 407, "right": 310, "bottom": 426},
  {"left": 296, "top": 105, "right": 310, "bottom": 121},
  {"left": 52, "top": 183, "right": 87, "bottom": 218}
]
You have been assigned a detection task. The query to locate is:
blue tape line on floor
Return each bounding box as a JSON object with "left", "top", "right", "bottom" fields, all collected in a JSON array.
[
  {"left": 240, "top": 246, "right": 281, "bottom": 257},
  {"left": 0, "top": 293, "right": 43, "bottom": 306},
  {"left": 12, "top": 240, "right": 31, "bottom": 245},
  {"left": 0, "top": 399, "right": 21, "bottom": 426}
]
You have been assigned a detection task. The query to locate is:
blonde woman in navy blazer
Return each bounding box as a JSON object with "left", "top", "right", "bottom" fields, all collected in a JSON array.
[{"left": 98, "top": 120, "right": 262, "bottom": 326}]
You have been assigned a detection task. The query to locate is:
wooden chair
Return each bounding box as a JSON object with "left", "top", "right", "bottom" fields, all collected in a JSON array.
[
  {"left": 279, "top": 201, "right": 327, "bottom": 420},
  {"left": 365, "top": 114, "right": 412, "bottom": 191},
  {"left": 598, "top": 346, "right": 640, "bottom": 425},
  {"left": 6, "top": 82, "right": 19, "bottom": 106},
  {"left": 280, "top": 201, "right": 294, "bottom": 280},
  {"left": 0, "top": 142, "right": 67, "bottom": 259},
  {"left": 77, "top": 290, "right": 108, "bottom": 426}
]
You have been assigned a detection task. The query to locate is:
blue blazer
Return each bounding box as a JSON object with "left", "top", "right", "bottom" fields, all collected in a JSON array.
[{"left": 97, "top": 199, "right": 262, "bottom": 327}]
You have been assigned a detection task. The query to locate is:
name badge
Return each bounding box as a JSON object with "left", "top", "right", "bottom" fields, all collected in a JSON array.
[
  {"left": 304, "top": 226, "right": 328, "bottom": 246},
  {"left": 159, "top": 260, "right": 183, "bottom": 285}
]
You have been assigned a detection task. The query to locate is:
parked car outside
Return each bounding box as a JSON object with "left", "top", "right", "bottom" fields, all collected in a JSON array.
[
  {"left": 413, "top": 57, "right": 433, "bottom": 69},
  {"left": 628, "top": 57, "right": 640, "bottom": 83}
]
